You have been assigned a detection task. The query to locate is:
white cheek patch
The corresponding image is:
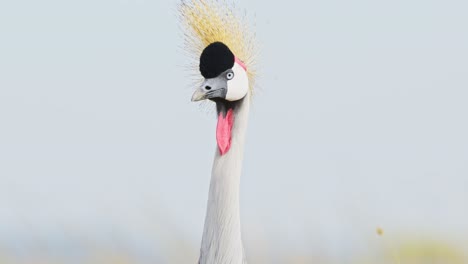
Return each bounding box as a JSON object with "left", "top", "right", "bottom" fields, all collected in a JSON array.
[{"left": 226, "top": 62, "right": 249, "bottom": 101}]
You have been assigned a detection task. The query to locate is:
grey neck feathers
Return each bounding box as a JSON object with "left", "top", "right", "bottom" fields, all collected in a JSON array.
[{"left": 199, "top": 94, "right": 250, "bottom": 264}]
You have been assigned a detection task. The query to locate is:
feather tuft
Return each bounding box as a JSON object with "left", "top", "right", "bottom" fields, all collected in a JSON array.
[{"left": 179, "top": 0, "right": 258, "bottom": 94}]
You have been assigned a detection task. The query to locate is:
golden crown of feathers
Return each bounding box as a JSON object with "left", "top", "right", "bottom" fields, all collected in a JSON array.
[{"left": 179, "top": 0, "right": 258, "bottom": 93}]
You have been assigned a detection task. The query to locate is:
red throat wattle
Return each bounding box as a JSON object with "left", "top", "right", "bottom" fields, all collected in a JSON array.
[{"left": 216, "top": 109, "right": 234, "bottom": 155}]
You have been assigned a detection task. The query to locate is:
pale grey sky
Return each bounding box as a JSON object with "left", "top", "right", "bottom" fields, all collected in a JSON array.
[{"left": 1, "top": 0, "right": 467, "bottom": 261}]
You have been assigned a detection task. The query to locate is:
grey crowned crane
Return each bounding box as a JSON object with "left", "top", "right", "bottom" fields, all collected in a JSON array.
[{"left": 180, "top": 1, "right": 258, "bottom": 263}]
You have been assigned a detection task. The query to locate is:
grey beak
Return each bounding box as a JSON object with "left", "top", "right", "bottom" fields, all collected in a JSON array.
[
  {"left": 191, "top": 88, "right": 207, "bottom": 102},
  {"left": 191, "top": 77, "right": 228, "bottom": 102}
]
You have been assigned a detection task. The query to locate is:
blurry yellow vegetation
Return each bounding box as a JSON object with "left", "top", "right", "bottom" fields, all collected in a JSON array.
[
  {"left": 0, "top": 237, "right": 466, "bottom": 264},
  {"left": 394, "top": 240, "right": 466, "bottom": 264},
  {"left": 376, "top": 227, "right": 384, "bottom": 236},
  {"left": 374, "top": 227, "right": 465, "bottom": 264}
]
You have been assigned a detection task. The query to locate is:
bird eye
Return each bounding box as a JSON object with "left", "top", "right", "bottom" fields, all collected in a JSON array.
[{"left": 226, "top": 72, "right": 234, "bottom": 80}]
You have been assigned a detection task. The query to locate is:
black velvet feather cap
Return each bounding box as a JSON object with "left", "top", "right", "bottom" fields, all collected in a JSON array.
[{"left": 199, "top": 42, "right": 235, "bottom": 79}]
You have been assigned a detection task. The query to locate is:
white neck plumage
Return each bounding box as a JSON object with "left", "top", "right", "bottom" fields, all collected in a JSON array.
[{"left": 199, "top": 93, "right": 250, "bottom": 264}]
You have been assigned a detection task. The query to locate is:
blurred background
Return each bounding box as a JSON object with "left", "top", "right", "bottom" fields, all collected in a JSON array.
[{"left": 1, "top": 0, "right": 468, "bottom": 263}]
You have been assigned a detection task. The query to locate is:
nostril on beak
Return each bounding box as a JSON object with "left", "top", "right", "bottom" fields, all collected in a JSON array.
[{"left": 205, "top": 86, "right": 212, "bottom": 90}]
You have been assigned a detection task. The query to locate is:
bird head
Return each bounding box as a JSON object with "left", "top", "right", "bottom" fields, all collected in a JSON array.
[
  {"left": 191, "top": 42, "right": 249, "bottom": 103},
  {"left": 180, "top": 0, "right": 257, "bottom": 155}
]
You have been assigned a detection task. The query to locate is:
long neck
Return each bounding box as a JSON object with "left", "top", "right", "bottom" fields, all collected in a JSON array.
[{"left": 199, "top": 94, "right": 250, "bottom": 264}]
